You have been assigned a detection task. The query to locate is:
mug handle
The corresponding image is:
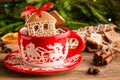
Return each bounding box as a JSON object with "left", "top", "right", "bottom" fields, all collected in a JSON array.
[{"left": 67, "top": 31, "right": 85, "bottom": 58}]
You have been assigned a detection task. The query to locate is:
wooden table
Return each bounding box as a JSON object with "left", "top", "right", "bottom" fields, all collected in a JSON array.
[{"left": 0, "top": 43, "right": 120, "bottom": 80}]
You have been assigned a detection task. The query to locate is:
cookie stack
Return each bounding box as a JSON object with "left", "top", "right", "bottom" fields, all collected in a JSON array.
[{"left": 75, "top": 24, "right": 120, "bottom": 66}]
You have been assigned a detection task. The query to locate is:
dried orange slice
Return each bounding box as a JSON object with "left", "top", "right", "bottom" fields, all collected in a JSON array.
[
  {"left": 1, "top": 32, "right": 18, "bottom": 43},
  {"left": 13, "top": 32, "right": 18, "bottom": 39}
]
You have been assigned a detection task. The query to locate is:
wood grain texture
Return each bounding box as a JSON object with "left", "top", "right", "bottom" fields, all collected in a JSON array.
[{"left": 0, "top": 43, "right": 120, "bottom": 80}]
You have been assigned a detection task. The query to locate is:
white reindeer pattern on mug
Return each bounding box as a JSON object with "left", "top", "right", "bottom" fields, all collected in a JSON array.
[{"left": 20, "top": 39, "right": 69, "bottom": 64}]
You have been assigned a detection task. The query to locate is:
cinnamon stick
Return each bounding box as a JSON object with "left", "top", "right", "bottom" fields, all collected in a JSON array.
[
  {"left": 93, "top": 50, "right": 117, "bottom": 66},
  {"left": 100, "top": 52, "right": 111, "bottom": 59},
  {"left": 103, "top": 53, "right": 116, "bottom": 65},
  {"left": 93, "top": 50, "right": 102, "bottom": 62},
  {"left": 96, "top": 50, "right": 103, "bottom": 56}
]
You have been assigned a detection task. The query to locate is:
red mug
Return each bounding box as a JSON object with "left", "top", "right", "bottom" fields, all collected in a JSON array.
[{"left": 18, "top": 27, "right": 85, "bottom": 67}]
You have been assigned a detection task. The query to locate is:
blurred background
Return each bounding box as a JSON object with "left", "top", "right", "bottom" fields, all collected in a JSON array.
[{"left": 0, "top": 0, "right": 120, "bottom": 36}]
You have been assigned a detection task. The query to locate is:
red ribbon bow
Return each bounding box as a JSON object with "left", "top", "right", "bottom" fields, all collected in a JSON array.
[{"left": 21, "top": 2, "right": 53, "bottom": 17}]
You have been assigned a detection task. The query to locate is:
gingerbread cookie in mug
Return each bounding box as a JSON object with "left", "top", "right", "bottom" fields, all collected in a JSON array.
[{"left": 26, "top": 11, "right": 57, "bottom": 36}]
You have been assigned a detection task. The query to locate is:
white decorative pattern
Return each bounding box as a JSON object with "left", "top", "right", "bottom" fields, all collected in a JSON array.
[
  {"left": 19, "top": 38, "right": 69, "bottom": 67},
  {"left": 5, "top": 51, "right": 80, "bottom": 71},
  {"left": 69, "top": 38, "right": 79, "bottom": 49}
]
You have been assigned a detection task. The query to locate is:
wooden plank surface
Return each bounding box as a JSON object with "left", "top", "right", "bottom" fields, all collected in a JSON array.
[{"left": 0, "top": 43, "right": 120, "bottom": 80}]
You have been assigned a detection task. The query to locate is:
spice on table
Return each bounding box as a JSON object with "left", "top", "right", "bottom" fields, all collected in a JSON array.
[
  {"left": 87, "top": 67, "right": 100, "bottom": 75},
  {"left": 0, "top": 39, "right": 12, "bottom": 53}
]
